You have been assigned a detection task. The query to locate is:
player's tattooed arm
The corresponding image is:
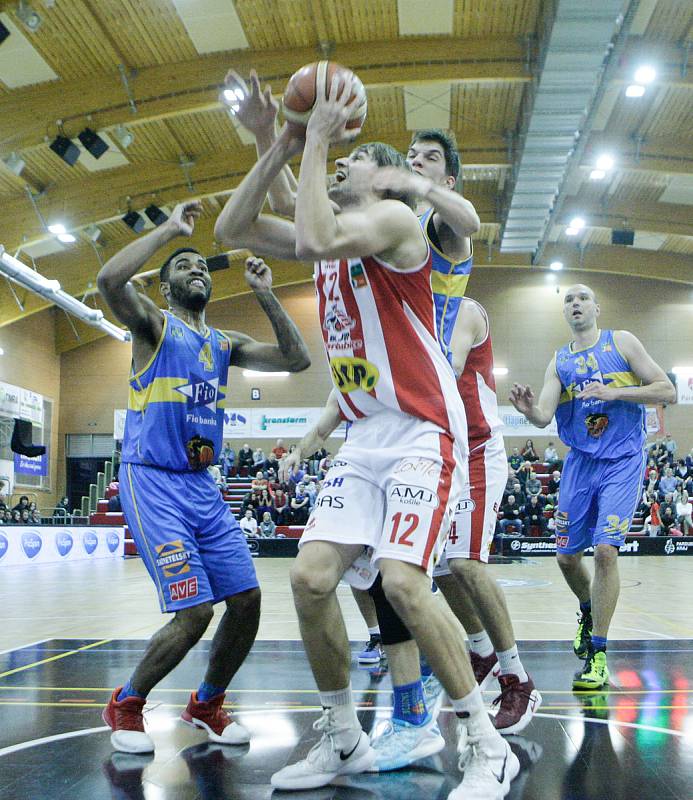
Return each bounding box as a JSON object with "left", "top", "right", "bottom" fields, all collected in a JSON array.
[
  {"left": 510, "top": 355, "right": 562, "bottom": 427},
  {"left": 226, "top": 257, "right": 310, "bottom": 373}
]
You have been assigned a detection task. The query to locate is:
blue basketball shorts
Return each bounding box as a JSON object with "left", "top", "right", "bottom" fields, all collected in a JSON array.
[
  {"left": 120, "top": 463, "right": 259, "bottom": 612},
  {"left": 555, "top": 448, "right": 647, "bottom": 555}
]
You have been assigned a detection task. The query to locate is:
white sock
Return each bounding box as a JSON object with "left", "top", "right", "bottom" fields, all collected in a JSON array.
[
  {"left": 497, "top": 645, "right": 528, "bottom": 683},
  {"left": 468, "top": 630, "right": 494, "bottom": 659},
  {"left": 450, "top": 686, "right": 501, "bottom": 745},
  {"left": 367, "top": 625, "right": 380, "bottom": 637},
  {"left": 318, "top": 684, "right": 360, "bottom": 744}
]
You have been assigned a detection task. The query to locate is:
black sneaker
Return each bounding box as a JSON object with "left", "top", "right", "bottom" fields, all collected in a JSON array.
[{"left": 573, "top": 611, "right": 592, "bottom": 659}]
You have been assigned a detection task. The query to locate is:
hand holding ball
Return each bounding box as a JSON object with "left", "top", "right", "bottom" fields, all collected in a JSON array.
[{"left": 282, "top": 61, "right": 367, "bottom": 141}]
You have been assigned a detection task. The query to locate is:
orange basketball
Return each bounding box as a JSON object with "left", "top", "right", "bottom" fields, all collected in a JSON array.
[{"left": 282, "top": 61, "right": 367, "bottom": 132}]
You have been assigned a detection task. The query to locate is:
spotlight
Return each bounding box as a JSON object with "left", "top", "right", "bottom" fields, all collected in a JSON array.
[
  {"left": 222, "top": 87, "right": 245, "bottom": 112},
  {"left": 626, "top": 84, "right": 646, "bottom": 98},
  {"left": 565, "top": 227, "right": 579, "bottom": 236},
  {"left": 112, "top": 124, "right": 134, "bottom": 149},
  {"left": 3, "top": 152, "right": 25, "bottom": 176},
  {"left": 550, "top": 261, "right": 564, "bottom": 271},
  {"left": 589, "top": 169, "right": 606, "bottom": 181},
  {"left": 48, "top": 223, "right": 66, "bottom": 235},
  {"left": 144, "top": 204, "right": 169, "bottom": 226},
  {"left": 0, "top": 20, "right": 10, "bottom": 45},
  {"left": 78, "top": 127, "right": 109, "bottom": 159},
  {"left": 634, "top": 65, "right": 656, "bottom": 84},
  {"left": 569, "top": 216, "right": 585, "bottom": 230},
  {"left": 17, "top": 1, "right": 41, "bottom": 31},
  {"left": 595, "top": 154, "right": 614, "bottom": 171},
  {"left": 49, "top": 135, "right": 80, "bottom": 166},
  {"left": 122, "top": 211, "right": 145, "bottom": 233},
  {"left": 57, "top": 233, "right": 76, "bottom": 244},
  {"left": 492, "top": 367, "right": 509, "bottom": 376}
]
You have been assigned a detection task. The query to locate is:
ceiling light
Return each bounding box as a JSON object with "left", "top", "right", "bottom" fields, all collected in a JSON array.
[
  {"left": 17, "top": 1, "right": 42, "bottom": 31},
  {"left": 596, "top": 154, "right": 614, "bottom": 171},
  {"left": 222, "top": 87, "right": 244, "bottom": 112},
  {"left": 48, "top": 223, "right": 66, "bottom": 234},
  {"left": 122, "top": 211, "right": 145, "bottom": 233},
  {"left": 78, "top": 127, "right": 109, "bottom": 159},
  {"left": 492, "top": 367, "right": 508, "bottom": 376},
  {"left": 0, "top": 347, "right": 4, "bottom": 356},
  {"left": 565, "top": 227, "right": 579, "bottom": 236},
  {"left": 144, "top": 204, "right": 169, "bottom": 226},
  {"left": 589, "top": 169, "right": 606, "bottom": 180},
  {"left": 57, "top": 233, "right": 76, "bottom": 243},
  {"left": 242, "top": 370, "right": 289, "bottom": 377},
  {"left": 634, "top": 65, "right": 656, "bottom": 84},
  {"left": 112, "top": 125, "right": 134, "bottom": 149},
  {"left": 569, "top": 217, "right": 586, "bottom": 230},
  {"left": 2, "top": 152, "right": 25, "bottom": 176},
  {"left": 0, "top": 20, "right": 10, "bottom": 45},
  {"left": 49, "top": 135, "right": 80, "bottom": 166},
  {"left": 626, "top": 83, "right": 646, "bottom": 98},
  {"left": 550, "top": 261, "right": 563, "bottom": 271}
]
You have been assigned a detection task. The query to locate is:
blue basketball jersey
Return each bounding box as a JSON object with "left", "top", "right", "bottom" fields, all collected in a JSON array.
[
  {"left": 419, "top": 208, "right": 473, "bottom": 364},
  {"left": 554, "top": 329, "right": 645, "bottom": 459},
  {"left": 122, "top": 311, "right": 231, "bottom": 471}
]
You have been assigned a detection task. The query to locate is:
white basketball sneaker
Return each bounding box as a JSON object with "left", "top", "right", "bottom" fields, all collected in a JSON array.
[
  {"left": 449, "top": 732, "right": 520, "bottom": 800},
  {"left": 367, "top": 716, "right": 445, "bottom": 772}
]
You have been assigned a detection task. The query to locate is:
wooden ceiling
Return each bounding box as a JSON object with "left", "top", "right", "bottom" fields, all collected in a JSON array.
[{"left": 0, "top": 0, "right": 691, "bottom": 351}]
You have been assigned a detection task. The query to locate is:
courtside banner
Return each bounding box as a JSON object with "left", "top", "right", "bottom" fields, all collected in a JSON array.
[
  {"left": 0, "top": 526, "right": 125, "bottom": 567},
  {"left": 501, "top": 536, "right": 693, "bottom": 557},
  {"left": 497, "top": 406, "right": 559, "bottom": 438}
]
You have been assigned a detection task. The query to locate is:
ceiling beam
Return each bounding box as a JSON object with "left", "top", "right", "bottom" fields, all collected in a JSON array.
[
  {"left": 582, "top": 133, "right": 693, "bottom": 175},
  {"left": 2, "top": 132, "right": 508, "bottom": 250},
  {"left": 0, "top": 36, "right": 528, "bottom": 155},
  {"left": 559, "top": 199, "right": 693, "bottom": 238}
]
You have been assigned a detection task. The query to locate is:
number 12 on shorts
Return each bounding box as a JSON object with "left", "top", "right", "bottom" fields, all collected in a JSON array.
[{"left": 389, "top": 512, "right": 419, "bottom": 547}]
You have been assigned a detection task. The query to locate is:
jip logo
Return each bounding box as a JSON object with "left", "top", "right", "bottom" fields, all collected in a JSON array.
[
  {"left": 107, "top": 531, "right": 120, "bottom": 553},
  {"left": 56, "top": 532, "right": 73, "bottom": 557},
  {"left": 0, "top": 533, "right": 8, "bottom": 560},
  {"left": 83, "top": 530, "right": 98, "bottom": 555},
  {"left": 21, "top": 531, "right": 42, "bottom": 559}
]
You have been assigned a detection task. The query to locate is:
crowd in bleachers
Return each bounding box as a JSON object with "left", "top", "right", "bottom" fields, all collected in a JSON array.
[{"left": 0, "top": 494, "right": 43, "bottom": 524}]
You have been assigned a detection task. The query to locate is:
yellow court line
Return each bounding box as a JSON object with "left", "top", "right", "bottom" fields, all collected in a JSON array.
[{"left": 0, "top": 639, "right": 111, "bottom": 680}]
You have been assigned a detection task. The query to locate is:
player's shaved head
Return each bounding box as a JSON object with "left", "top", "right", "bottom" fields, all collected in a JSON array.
[{"left": 564, "top": 284, "right": 597, "bottom": 303}]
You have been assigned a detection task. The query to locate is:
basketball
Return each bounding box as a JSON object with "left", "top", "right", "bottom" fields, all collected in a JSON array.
[{"left": 282, "top": 60, "right": 367, "bottom": 133}]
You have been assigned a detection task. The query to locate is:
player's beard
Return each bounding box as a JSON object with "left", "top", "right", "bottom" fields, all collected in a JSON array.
[{"left": 170, "top": 281, "right": 211, "bottom": 312}]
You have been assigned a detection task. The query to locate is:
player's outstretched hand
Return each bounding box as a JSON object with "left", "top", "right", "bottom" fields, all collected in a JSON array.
[
  {"left": 166, "top": 200, "right": 203, "bottom": 237},
  {"left": 244, "top": 256, "right": 273, "bottom": 292},
  {"left": 576, "top": 382, "right": 616, "bottom": 401},
  {"left": 307, "top": 72, "right": 362, "bottom": 145},
  {"left": 225, "top": 69, "right": 278, "bottom": 137},
  {"left": 372, "top": 166, "right": 429, "bottom": 198},
  {"left": 509, "top": 383, "right": 535, "bottom": 415},
  {"left": 279, "top": 449, "right": 301, "bottom": 483}
]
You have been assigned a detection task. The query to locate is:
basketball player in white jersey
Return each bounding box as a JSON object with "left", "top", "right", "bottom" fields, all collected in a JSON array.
[{"left": 215, "top": 72, "right": 517, "bottom": 798}]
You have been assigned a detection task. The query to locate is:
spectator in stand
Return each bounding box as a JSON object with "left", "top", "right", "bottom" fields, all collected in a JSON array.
[
  {"left": 523, "top": 495, "right": 547, "bottom": 535},
  {"left": 3, "top": 509, "right": 12, "bottom": 524},
  {"left": 521, "top": 438, "right": 539, "bottom": 462},
  {"left": 686, "top": 449, "right": 693, "bottom": 471},
  {"left": 660, "top": 503, "right": 678, "bottom": 536},
  {"left": 237, "top": 443, "right": 254, "bottom": 472},
  {"left": 316, "top": 452, "right": 331, "bottom": 480},
  {"left": 259, "top": 512, "right": 276, "bottom": 538},
  {"left": 658, "top": 467, "right": 677, "bottom": 501},
  {"left": 654, "top": 443, "right": 670, "bottom": 469},
  {"left": 664, "top": 433, "right": 677, "bottom": 462},
  {"left": 12, "top": 495, "right": 30, "bottom": 513},
  {"left": 643, "top": 494, "right": 660, "bottom": 537},
  {"left": 272, "top": 439, "right": 287, "bottom": 460},
  {"left": 272, "top": 488, "right": 290, "bottom": 525},
  {"left": 108, "top": 491, "right": 122, "bottom": 512},
  {"left": 525, "top": 469, "right": 543, "bottom": 500},
  {"left": 251, "top": 471, "right": 268, "bottom": 493},
  {"left": 546, "top": 470, "right": 561, "bottom": 506},
  {"left": 684, "top": 474, "right": 693, "bottom": 497},
  {"left": 507, "top": 447, "right": 523, "bottom": 472},
  {"left": 309, "top": 446, "right": 328, "bottom": 476},
  {"left": 676, "top": 490, "right": 692, "bottom": 535},
  {"left": 19, "top": 508, "right": 30, "bottom": 524},
  {"left": 252, "top": 447, "right": 266, "bottom": 470},
  {"left": 304, "top": 479, "right": 318, "bottom": 509},
  {"left": 659, "top": 492, "right": 676, "bottom": 519},
  {"left": 498, "top": 495, "right": 524, "bottom": 535},
  {"left": 240, "top": 491, "right": 259, "bottom": 520},
  {"left": 287, "top": 463, "right": 306, "bottom": 491},
  {"left": 219, "top": 442, "right": 235, "bottom": 478},
  {"left": 54, "top": 496, "right": 70, "bottom": 518},
  {"left": 643, "top": 468, "right": 659, "bottom": 501},
  {"left": 263, "top": 452, "right": 281, "bottom": 477},
  {"left": 208, "top": 463, "right": 224, "bottom": 489},
  {"left": 239, "top": 509, "right": 258, "bottom": 538},
  {"left": 290, "top": 484, "right": 310, "bottom": 525},
  {"left": 510, "top": 480, "right": 526, "bottom": 507},
  {"left": 10, "top": 509, "right": 20, "bottom": 524},
  {"left": 516, "top": 461, "right": 533, "bottom": 489},
  {"left": 256, "top": 489, "right": 274, "bottom": 520},
  {"left": 543, "top": 441, "right": 562, "bottom": 470},
  {"left": 675, "top": 458, "right": 689, "bottom": 480},
  {"left": 31, "top": 509, "right": 42, "bottom": 524}
]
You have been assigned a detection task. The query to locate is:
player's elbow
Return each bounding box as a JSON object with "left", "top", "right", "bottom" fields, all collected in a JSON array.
[
  {"left": 295, "top": 238, "right": 323, "bottom": 261},
  {"left": 288, "top": 353, "right": 311, "bottom": 372},
  {"left": 96, "top": 268, "right": 120, "bottom": 297},
  {"left": 269, "top": 196, "right": 296, "bottom": 219},
  {"left": 664, "top": 382, "right": 677, "bottom": 405},
  {"left": 214, "top": 215, "right": 236, "bottom": 247}
]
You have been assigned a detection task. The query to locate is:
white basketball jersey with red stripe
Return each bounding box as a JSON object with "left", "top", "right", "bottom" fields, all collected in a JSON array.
[
  {"left": 314, "top": 252, "right": 467, "bottom": 449},
  {"left": 456, "top": 300, "right": 503, "bottom": 449}
]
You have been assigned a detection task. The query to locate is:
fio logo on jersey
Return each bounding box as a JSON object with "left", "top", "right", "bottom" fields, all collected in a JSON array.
[
  {"left": 174, "top": 375, "right": 221, "bottom": 412},
  {"left": 330, "top": 357, "right": 379, "bottom": 393}
]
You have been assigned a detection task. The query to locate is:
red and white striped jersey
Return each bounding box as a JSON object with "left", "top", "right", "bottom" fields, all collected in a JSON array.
[
  {"left": 314, "top": 252, "right": 467, "bottom": 450},
  {"left": 456, "top": 299, "right": 503, "bottom": 450}
]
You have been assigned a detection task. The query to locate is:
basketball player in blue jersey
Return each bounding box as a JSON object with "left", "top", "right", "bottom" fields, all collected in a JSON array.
[
  {"left": 510, "top": 284, "right": 675, "bottom": 689},
  {"left": 96, "top": 200, "right": 310, "bottom": 754}
]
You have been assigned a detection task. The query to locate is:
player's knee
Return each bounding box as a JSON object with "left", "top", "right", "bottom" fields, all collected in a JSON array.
[
  {"left": 290, "top": 559, "right": 337, "bottom": 601},
  {"left": 175, "top": 601, "right": 214, "bottom": 637},
  {"left": 593, "top": 544, "right": 618, "bottom": 569},
  {"left": 227, "top": 586, "right": 261, "bottom": 617},
  {"left": 556, "top": 551, "right": 580, "bottom": 572},
  {"left": 379, "top": 569, "right": 419, "bottom": 621},
  {"left": 449, "top": 557, "right": 483, "bottom": 585}
]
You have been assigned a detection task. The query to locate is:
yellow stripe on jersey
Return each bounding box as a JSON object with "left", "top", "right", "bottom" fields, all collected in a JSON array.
[
  {"left": 604, "top": 371, "right": 642, "bottom": 388},
  {"left": 559, "top": 383, "right": 576, "bottom": 404},
  {"left": 128, "top": 377, "right": 189, "bottom": 411},
  {"left": 431, "top": 270, "right": 470, "bottom": 299}
]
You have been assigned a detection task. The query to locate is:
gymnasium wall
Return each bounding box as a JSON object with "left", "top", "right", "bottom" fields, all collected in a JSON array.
[
  {"left": 0, "top": 309, "right": 61, "bottom": 508},
  {"left": 57, "top": 268, "right": 692, "bottom": 479}
]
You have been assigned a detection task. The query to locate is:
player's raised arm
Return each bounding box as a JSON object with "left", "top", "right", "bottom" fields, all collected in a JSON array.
[
  {"left": 225, "top": 257, "right": 310, "bottom": 373},
  {"left": 97, "top": 201, "right": 201, "bottom": 341},
  {"left": 509, "top": 355, "right": 562, "bottom": 428},
  {"left": 577, "top": 331, "right": 676, "bottom": 405},
  {"left": 449, "top": 298, "right": 487, "bottom": 375}
]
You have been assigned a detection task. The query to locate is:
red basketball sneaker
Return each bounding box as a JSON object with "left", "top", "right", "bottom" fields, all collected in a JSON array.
[
  {"left": 491, "top": 674, "right": 542, "bottom": 735},
  {"left": 470, "top": 651, "right": 501, "bottom": 692},
  {"left": 181, "top": 692, "right": 250, "bottom": 744},
  {"left": 103, "top": 687, "right": 154, "bottom": 754}
]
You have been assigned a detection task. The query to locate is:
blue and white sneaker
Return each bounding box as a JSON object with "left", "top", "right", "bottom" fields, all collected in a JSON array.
[
  {"left": 423, "top": 673, "right": 446, "bottom": 722},
  {"left": 366, "top": 716, "right": 445, "bottom": 772},
  {"left": 357, "top": 636, "right": 385, "bottom": 665}
]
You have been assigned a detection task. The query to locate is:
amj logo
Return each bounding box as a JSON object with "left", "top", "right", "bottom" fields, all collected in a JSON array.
[
  {"left": 389, "top": 484, "right": 439, "bottom": 509},
  {"left": 330, "top": 357, "right": 379, "bottom": 393}
]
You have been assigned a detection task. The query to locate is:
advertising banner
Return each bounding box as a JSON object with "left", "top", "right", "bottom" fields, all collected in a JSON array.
[
  {"left": 0, "top": 526, "right": 125, "bottom": 568},
  {"left": 501, "top": 536, "right": 693, "bottom": 557},
  {"left": 14, "top": 450, "right": 48, "bottom": 477},
  {"left": 20, "top": 388, "right": 44, "bottom": 425},
  {"left": 676, "top": 374, "right": 693, "bottom": 405},
  {"left": 497, "top": 406, "right": 559, "bottom": 439}
]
